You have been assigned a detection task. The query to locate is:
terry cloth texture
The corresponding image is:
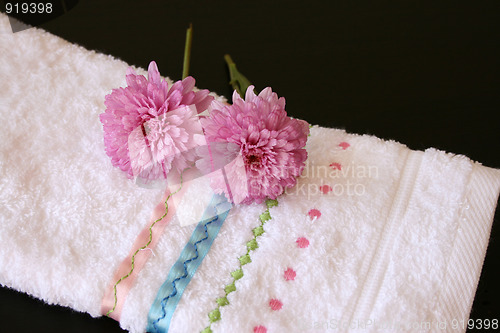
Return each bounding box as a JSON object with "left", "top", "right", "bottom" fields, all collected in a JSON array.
[{"left": 1, "top": 14, "right": 499, "bottom": 333}]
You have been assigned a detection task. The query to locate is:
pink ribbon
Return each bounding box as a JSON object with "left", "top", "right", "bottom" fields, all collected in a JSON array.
[{"left": 100, "top": 183, "right": 188, "bottom": 321}]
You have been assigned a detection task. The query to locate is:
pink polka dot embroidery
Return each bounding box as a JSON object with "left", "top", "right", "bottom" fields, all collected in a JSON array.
[
  {"left": 308, "top": 208, "right": 321, "bottom": 220},
  {"left": 254, "top": 325, "right": 267, "bottom": 333},
  {"left": 330, "top": 162, "right": 342, "bottom": 170},
  {"left": 339, "top": 142, "right": 350, "bottom": 150},
  {"left": 269, "top": 298, "right": 283, "bottom": 311},
  {"left": 284, "top": 268, "right": 296, "bottom": 281},
  {"left": 296, "top": 237, "right": 309, "bottom": 248},
  {"left": 320, "top": 184, "right": 332, "bottom": 194}
]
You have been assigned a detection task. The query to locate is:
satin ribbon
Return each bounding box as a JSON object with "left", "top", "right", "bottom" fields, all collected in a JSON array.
[
  {"left": 100, "top": 181, "right": 189, "bottom": 321},
  {"left": 147, "top": 193, "right": 232, "bottom": 333}
]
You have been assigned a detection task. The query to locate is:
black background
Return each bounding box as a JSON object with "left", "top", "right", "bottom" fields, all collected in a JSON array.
[{"left": 0, "top": 0, "right": 499, "bottom": 332}]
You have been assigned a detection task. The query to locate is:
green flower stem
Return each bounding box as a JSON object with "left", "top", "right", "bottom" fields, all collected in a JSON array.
[{"left": 182, "top": 23, "right": 193, "bottom": 79}]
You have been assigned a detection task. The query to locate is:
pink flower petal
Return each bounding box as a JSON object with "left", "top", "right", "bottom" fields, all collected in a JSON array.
[
  {"left": 202, "top": 86, "right": 309, "bottom": 204},
  {"left": 100, "top": 61, "right": 212, "bottom": 179},
  {"left": 147, "top": 61, "right": 161, "bottom": 85}
]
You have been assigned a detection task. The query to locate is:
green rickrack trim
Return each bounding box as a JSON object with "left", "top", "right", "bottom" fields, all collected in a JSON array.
[{"left": 201, "top": 198, "right": 278, "bottom": 333}]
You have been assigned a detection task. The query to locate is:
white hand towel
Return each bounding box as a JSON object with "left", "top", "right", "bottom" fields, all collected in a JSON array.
[{"left": 1, "top": 14, "right": 499, "bottom": 333}]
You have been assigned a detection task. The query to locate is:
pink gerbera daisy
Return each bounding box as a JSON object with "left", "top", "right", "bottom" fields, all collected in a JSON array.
[
  {"left": 99, "top": 61, "right": 213, "bottom": 180},
  {"left": 201, "top": 86, "right": 309, "bottom": 204}
]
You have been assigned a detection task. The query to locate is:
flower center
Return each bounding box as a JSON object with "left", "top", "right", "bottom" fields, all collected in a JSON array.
[
  {"left": 247, "top": 154, "right": 260, "bottom": 165},
  {"left": 144, "top": 114, "right": 167, "bottom": 136}
]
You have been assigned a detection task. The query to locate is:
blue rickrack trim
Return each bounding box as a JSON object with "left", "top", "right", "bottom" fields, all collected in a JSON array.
[{"left": 146, "top": 193, "right": 232, "bottom": 333}]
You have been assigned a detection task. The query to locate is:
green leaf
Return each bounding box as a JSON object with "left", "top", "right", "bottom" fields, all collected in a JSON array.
[{"left": 224, "top": 54, "right": 253, "bottom": 99}]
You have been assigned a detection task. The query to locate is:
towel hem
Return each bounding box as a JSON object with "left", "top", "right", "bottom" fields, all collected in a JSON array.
[
  {"left": 342, "top": 150, "right": 424, "bottom": 331},
  {"left": 436, "top": 164, "right": 500, "bottom": 332}
]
